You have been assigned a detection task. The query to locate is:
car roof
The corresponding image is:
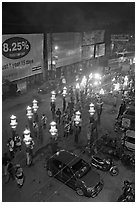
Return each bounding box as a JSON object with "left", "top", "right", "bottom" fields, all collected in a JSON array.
[{"left": 53, "top": 150, "right": 81, "bottom": 167}]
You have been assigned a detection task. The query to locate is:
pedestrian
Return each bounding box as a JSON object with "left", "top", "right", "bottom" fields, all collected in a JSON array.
[
  {"left": 51, "top": 102, "right": 56, "bottom": 120},
  {"left": 14, "top": 133, "right": 22, "bottom": 152},
  {"left": 7, "top": 137, "right": 15, "bottom": 159},
  {"left": 7, "top": 161, "right": 15, "bottom": 182},
  {"left": 33, "top": 121, "right": 39, "bottom": 138},
  {"left": 2, "top": 153, "right": 11, "bottom": 178},
  {"left": 41, "top": 114, "right": 47, "bottom": 129},
  {"left": 96, "top": 97, "right": 103, "bottom": 124},
  {"left": 56, "top": 108, "right": 61, "bottom": 124},
  {"left": 38, "top": 124, "right": 43, "bottom": 144},
  {"left": 63, "top": 98, "right": 66, "bottom": 112},
  {"left": 14, "top": 164, "right": 25, "bottom": 188},
  {"left": 116, "top": 101, "right": 126, "bottom": 119},
  {"left": 74, "top": 125, "right": 79, "bottom": 144},
  {"left": 64, "top": 122, "right": 70, "bottom": 138}
]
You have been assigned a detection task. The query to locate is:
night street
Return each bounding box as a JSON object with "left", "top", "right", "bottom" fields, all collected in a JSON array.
[{"left": 2, "top": 1, "right": 135, "bottom": 202}]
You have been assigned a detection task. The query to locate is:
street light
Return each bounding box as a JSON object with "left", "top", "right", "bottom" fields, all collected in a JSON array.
[
  {"left": 89, "top": 103, "right": 95, "bottom": 117},
  {"left": 62, "top": 87, "right": 67, "bottom": 97},
  {"left": 23, "top": 127, "right": 34, "bottom": 166},
  {"left": 23, "top": 128, "right": 32, "bottom": 147},
  {"left": 26, "top": 106, "right": 33, "bottom": 132},
  {"left": 32, "top": 99, "right": 39, "bottom": 122},
  {"left": 49, "top": 121, "right": 58, "bottom": 140},
  {"left": 74, "top": 111, "right": 81, "bottom": 126},
  {"left": 10, "top": 115, "right": 18, "bottom": 138},
  {"left": 32, "top": 99, "right": 39, "bottom": 113},
  {"left": 26, "top": 106, "right": 33, "bottom": 119}
]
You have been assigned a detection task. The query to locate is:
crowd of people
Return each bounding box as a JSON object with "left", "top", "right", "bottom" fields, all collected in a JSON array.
[{"left": 3, "top": 70, "right": 135, "bottom": 189}]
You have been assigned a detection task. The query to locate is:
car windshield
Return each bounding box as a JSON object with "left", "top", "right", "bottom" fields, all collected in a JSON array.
[{"left": 71, "top": 159, "right": 90, "bottom": 178}]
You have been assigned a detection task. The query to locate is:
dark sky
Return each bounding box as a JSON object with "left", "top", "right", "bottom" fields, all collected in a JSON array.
[{"left": 2, "top": 2, "right": 135, "bottom": 34}]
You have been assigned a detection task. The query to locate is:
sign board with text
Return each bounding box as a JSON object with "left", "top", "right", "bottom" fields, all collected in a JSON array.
[
  {"left": 82, "top": 30, "right": 105, "bottom": 46},
  {"left": 111, "top": 34, "right": 129, "bottom": 42},
  {"left": 2, "top": 34, "right": 44, "bottom": 82},
  {"left": 47, "top": 32, "right": 82, "bottom": 70}
]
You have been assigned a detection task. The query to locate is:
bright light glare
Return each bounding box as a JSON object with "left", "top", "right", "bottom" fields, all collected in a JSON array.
[
  {"left": 114, "top": 83, "right": 120, "bottom": 91},
  {"left": 94, "top": 81, "right": 98, "bottom": 86},
  {"left": 54, "top": 46, "right": 58, "bottom": 50},
  {"left": 89, "top": 73, "right": 93, "bottom": 80},
  {"left": 112, "top": 77, "right": 115, "bottom": 82},
  {"left": 76, "top": 83, "right": 80, "bottom": 89},
  {"left": 100, "top": 88, "right": 105, "bottom": 95},
  {"left": 81, "top": 76, "right": 87, "bottom": 87},
  {"left": 94, "top": 73, "right": 101, "bottom": 80},
  {"left": 124, "top": 76, "right": 128, "bottom": 81}
]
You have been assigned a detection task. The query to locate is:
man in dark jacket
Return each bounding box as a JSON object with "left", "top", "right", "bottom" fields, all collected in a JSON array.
[
  {"left": 56, "top": 108, "right": 61, "bottom": 124},
  {"left": 116, "top": 101, "right": 126, "bottom": 119}
]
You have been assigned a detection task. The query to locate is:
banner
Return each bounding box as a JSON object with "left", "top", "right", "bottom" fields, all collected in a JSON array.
[
  {"left": 82, "top": 45, "right": 94, "bottom": 60},
  {"left": 82, "top": 30, "right": 105, "bottom": 46},
  {"left": 47, "top": 32, "right": 82, "bottom": 69},
  {"left": 111, "top": 34, "right": 129, "bottom": 41},
  {"left": 2, "top": 34, "right": 44, "bottom": 81},
  {"left": 95, "top": 43, "right": 105, "bottom": 57}
]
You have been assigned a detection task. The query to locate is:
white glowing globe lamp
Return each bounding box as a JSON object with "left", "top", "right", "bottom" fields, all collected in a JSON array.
[
  {"left": 100, "top": 88, "right": 105, "bottom": 95},
  {"left": 10, "top": 115, "right": 18, "bottom": 129},
  {"left": 23, "top": 128, "right": 32, "bottom": 146},
  {"left": 32, "top": 99, "right": 39, "bottom": 112},
  {"left": 26, "top": 106, "right": 33, "bottom": 119}
]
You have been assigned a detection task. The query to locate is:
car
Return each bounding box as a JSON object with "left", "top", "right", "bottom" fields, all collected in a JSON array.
[
  {"left": 46, "top": 149, "right": 103, "bottom": 197},
  {"left": 122, "top": 107, "right": 135, "bottom": 130},
  {"left": 90, "top": 155, "right": 119, "bottom": 176},
  {"left": 38, "top": 81, "right": 57, "bottom": 94}
]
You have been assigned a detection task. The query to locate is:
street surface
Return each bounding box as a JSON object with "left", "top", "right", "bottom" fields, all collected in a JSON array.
[{"left": 2, "top": 83, "right": 135, "bottom": 202}]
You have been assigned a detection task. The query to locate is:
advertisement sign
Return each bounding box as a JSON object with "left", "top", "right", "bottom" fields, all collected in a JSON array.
[
  {"left": 82, "top": 45, "right": 94, "bottom": 60},
  {"left": 82, "top": 30, "right": 105, "bottom": 46},
  {"left": 111, "top": 34, "right": 129, "bottom": 41},
  {"left": 95, "top": 43, "right": 105, "bottom": 57},
  {"left": 2, "top": 34, "right": 43, "bottom": 82},
  {"left": 47, "top": 32, "right": 82, "bottom": 69}
]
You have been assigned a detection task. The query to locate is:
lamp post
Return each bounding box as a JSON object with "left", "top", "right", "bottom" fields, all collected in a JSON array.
[
  {"left": 51, "top": 91, "right": 56, "bottom": 120},
  {"left": 32, "top": 99, "right": 39, "bottom": 122},
  {"left": 10, "top": 115, "right": 18, "bottom": 138},
  {"left": 89, "top": 103, "right": 95, "bottom": 122},
  {"left": 74, "top": 111, "right": 81, "bottom": 144},
  {"left": 62, "top": 87, "right": 67, "bottom": 112},
  {"left": 49, "top": 121, "right": 58, "bottom": 140},
  {"left": 23, "top": 127, "right": 34, "bottom": 166},
  {"left": 26, "top": 106, "right": 33, "bottom": 133}
]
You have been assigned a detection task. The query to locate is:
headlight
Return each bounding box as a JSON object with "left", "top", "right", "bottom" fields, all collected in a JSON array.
[{"left": 87, "top": 187, "right": 95, "bottom": 192}]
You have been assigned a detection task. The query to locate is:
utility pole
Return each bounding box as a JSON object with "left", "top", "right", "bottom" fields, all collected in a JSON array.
[{"left": 50, "top": 32, "right": 53, "bottom": 80}]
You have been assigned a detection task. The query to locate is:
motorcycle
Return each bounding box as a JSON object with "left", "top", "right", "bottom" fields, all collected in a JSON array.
[
  {"left": 90, "top": 155, "right": 119, "bottom": 176},
  {"left": 14, "top": 164, "right": 25, "bottom": 188},
  {"left": 121, "top": 153, "right": 135, "bottom": 168},
  {"left": 117, "top": 180, "right": 135, "bottom": 202}
]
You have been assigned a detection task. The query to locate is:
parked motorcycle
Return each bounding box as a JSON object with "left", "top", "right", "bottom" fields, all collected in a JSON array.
[
  {"left": 121, "top": 153, "right": 135, "bottom": 168},
  {"left": 90, "top": 155, "right": 119, "bottom": 176},
  {"left": 117, "top": 180, "right": 135, "bottom": 202}
]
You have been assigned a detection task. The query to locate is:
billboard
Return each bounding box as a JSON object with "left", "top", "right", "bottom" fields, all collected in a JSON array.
[
  {"left": 82, "top": 30, "right": 105, "bottom": 46},
  {"left": 111, "top": 34, "right": 129, "bottom": 42},
  {"left": 95, "top": 43, "right": 105, "bottom": 57},
  {"left": 82, "top": 45, "right": 94, "bottom": 60},
  {"left": 2, "top": 33, "right": 43, "bottom": 81},
  {"left": 47, "top": 32, "right": 82, "bottom": 69}
]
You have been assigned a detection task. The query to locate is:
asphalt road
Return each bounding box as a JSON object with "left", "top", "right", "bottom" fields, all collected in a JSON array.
[{"left": 2, "top": 86, "right": 135, "bottom": 202}]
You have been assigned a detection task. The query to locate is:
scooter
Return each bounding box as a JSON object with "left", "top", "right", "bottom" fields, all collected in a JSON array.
[
  {"left": 117, "top": 180, "right": 135, "bottom": 202},
  {"left": 90, "top": 155, "right": 119, "bottom": 176}
]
